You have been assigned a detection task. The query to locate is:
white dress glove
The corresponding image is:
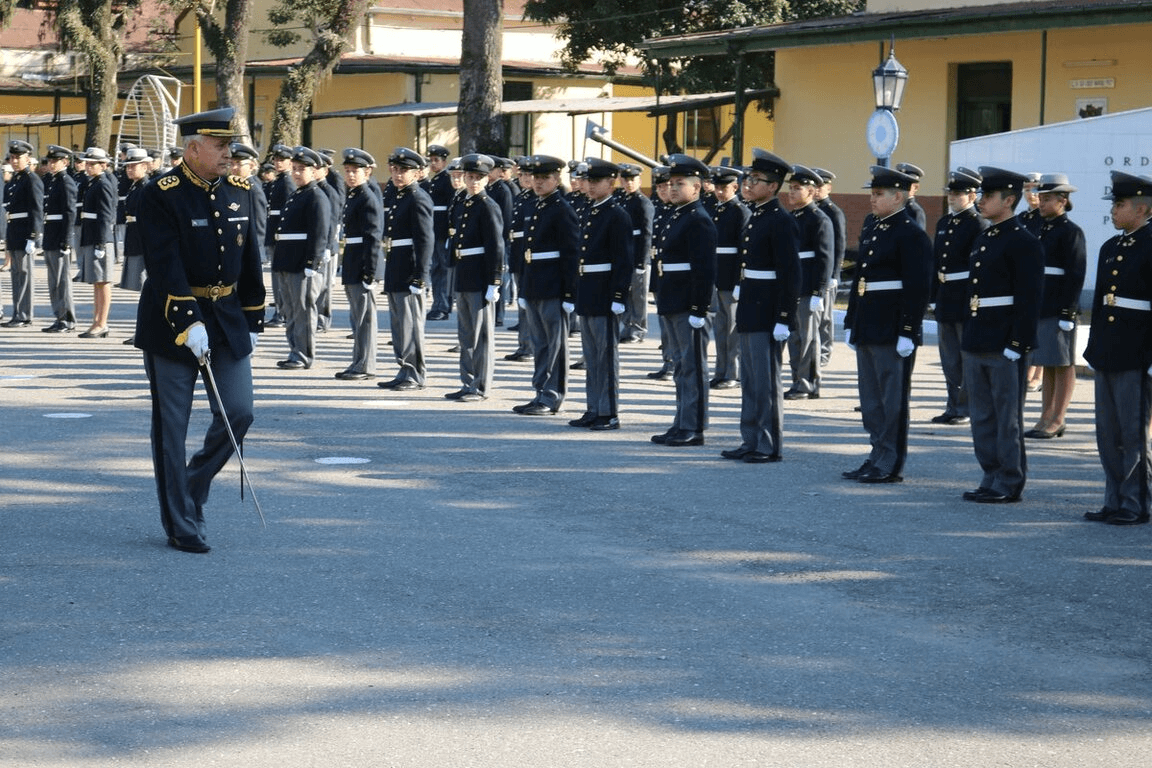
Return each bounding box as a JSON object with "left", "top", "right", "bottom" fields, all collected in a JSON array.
[
  {"left": 772, "top": 322, "right": 790, "bottom": 342},
  {"left": 304, "top": 267, "right": 316, "bottom": 278},
  {"left": 1003, "top": 347, "right": 1021, "bottom": 362},
  {"left": 25, "top": 239, "right": 36, "bottom": 255},
  {"left": 322, "top": 249, "right": 332, "bottom": 264},
  {"left": 1058, "top": 319, "right": 1075, "bottom": 332},
  {"left": 94, "top": 248, "right": 105, "bottom": 259},
  {"left": 611, "top": 302, "right": 626, "bottom": 316},
  {"left": 518, "top": 297, "right": 528, "bottom": 309},
  {"left": 896, "top": 336, "right": 915, "bottom": 358},
  {"left": 845, "top": 329, "right": 854, "bottom": 350},
  {"left": 809, "top": 294, "right": 824, "bottom": 313},
  {"left": 562, "top": 301, "right": 575, "bottom": 315},
  {"left": 928, "top": 303, "right": 936, "bottom": 312},
  {"left": 250, "top": 332, "right": 259, "bottom": 349},
  {"left": 689, "top": 315, "right": 706, "bottom": 330},
  {"left": 829, "top": 279, "right": 838, "bottom": 292},
  {"left": 184, "top": 324, "right": 209, "bottom": 361},
  {"left": 634, "top": 268, "right": 645, "bottom": 276},
  {"left": 732, "top": 284, "right": 741, "bottom": 301},
  {"left": 409, "top": 284, "right": 421, "bottom": 295},
  {"left": 361, "top": 281, "right": 373, "bottom": 292},
  {"left": 485, "top": 285, "right": 500, "bottom": 303}
]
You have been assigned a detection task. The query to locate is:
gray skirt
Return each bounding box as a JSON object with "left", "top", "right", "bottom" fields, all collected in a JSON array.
[
  {"left": 1032, "top": 315, "right": 1076, "bottom": 367},
  {"left": 119, "top": 254, "right": 146, "bottom": 291}
]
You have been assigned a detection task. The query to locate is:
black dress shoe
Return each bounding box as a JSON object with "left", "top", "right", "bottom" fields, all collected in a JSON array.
[
  {"left": 665, "top": 431, "right": 704, "bottom": 447},
  {"left": 520, "top": 402, "right": 558, "bottom": 416},
  {"left": 945, "top": 415, "right": 970, "bottom": 425},
  {"left": 570, "top": 359, "right": 585, "bottom": 370},
  {"left": 973, "top": 490, "right": 1020, "bottom": 504},
  {"left": 42, "top": 321, "right": 70, "bottom": 333},
  {"left": 1, "top": 318, "right": 31, "bottom": 328},
  {"left": 743, "top": 451, "right": 781, "bottom": 463},
  {"left": 857, "top": 466, "right": 902, "bottom": 484},
  {"left": 447, "top": 345, "right": 461, "bottom": 353},
  {"left": 168, "top": 535, "right": 211, "bottom": 554},
  {"left": 930, "top": 411, "right": 957, "bottom": 424},
  {"left": 1106, "top": 509, "right": 1149, "bottom": 526},
  {"left": 962, "top": 487, "right": 994, "bottom": 502},
  {"left": 619, "top": 335, "right": 642, "bottom": 344},
  {"left": 650, "top": 430, "right": 676, "bottom": 445},
  {"left": 78, "top": 327, "right": 109, "bottom": 338},
  {"left": 377, "top": 378, "right": 402, "bottom": 389},
  {"left": 457, "top": 392, "right": 486, "bottom": 402},
  {"left": 264, "top": 317, "right": 284, "bottom": 328},
  {"left": 783, "top": 390, "right": 813, "bottom": 400},
  {"left": 444, "top": 389, "right": 467, "bottom": 400},
  {"left": 277, "top": 359, "right": 307, "bottom": 370},
  {"left": 504, "top": 350, "right": 533, "bottom": 361},
  {"left": 512, "top": 400, "right": 539, "bottom": 413},
  {"left": 647, "top": 367, "right": 673, "bottom": 380},
  {"left": 507, "top": 323, "right": 520, "bottom": 331},
  {"left": 122, "top": 336, "right": 136, "bottom": 345},
  {"left": 710, "top": 379, "right": 739, "bottom": 389},
  {"left": 841, "top": 461, "right": 873, "bottom": 480},
  {"left": 392, "top": 380, "right": 422, "bottom": 391},
  {"left": 568, "top": 412, "right": 597, "bottom": 428},
  {"left": 721, "top": 446, "right": 752, "bottom": 460},
  {"left": 426, "top": 310, "right": 449, "bottom": 321},
  {"left": 1084, "top": 507, "right": 1118, "bottom": 522},
  {"left": 588, "top": 416, "right": 620, "bottom": 431},
  {"left": 335, "top": 370, "right": 372, "bottom": 380}
]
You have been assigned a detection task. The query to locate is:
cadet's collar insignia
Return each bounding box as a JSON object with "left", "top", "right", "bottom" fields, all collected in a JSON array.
[{"left": 877, "top": 222, "right": 890, "bottom": 231}]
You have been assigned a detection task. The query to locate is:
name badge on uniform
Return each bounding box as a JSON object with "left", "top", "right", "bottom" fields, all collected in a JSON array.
[{"left": 191, "top": 219, "right": 209, "bottom": 228}]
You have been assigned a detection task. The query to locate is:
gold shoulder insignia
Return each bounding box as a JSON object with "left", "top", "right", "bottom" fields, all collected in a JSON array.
[
  {"left": 227, "top": 174, "right": 251, "bottom": 190},
  {"left": 158, "top": 175, "right": 180, "bottom": 191}
]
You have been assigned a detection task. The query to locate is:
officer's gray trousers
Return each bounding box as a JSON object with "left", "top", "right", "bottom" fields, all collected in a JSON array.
[
  {"left": 712, "top": 288, "right": 739, "bottom": 381},
  {"left": 963, "top": 350, "right": 1027, "bottom": 498},
  {"left": 8, "top": 246, "right": 35, "bottom": 322},
  {"left": 455, "top": 290, "right": 494, "bottom": 396},
  {"left": 388, "top": 290, "right": 426, "bottom": 384},
  {"left": 856, "top": 343, "right": 914, "bottom": 476},
  {"left": 43, "top": 249, "right": 76, "bottom": 324},
  {"left": 739, "top": 331, "right": 784, "bottom": 456},
  {"left": 662, "top": 312, "right": 709, "bottom": 433},
  {"left": 937, "top": 320, "right": 968, "bottom": 418},
  {"left": 580, "top": 314, "right": 618, "bottom": 417},
  {"left": 524, "top": 297, "right": 569, "bottom": 410},
  {"left": 273, "top": 270, "right": 317, "bottom": 366},
  {"left": 316, "top": 253, "right": 337, "bottom": 330},
  {"left": 1095, "top": 369, "right": 1151, "bottom": 518},
  {"left": 429, "top": 240, "right": 453, "bottom": 315},
  {"left": 787, "top": 298, "right": 821, "bottom": 395},
  {"left": 344, "top": 282, "right": 377, "bottom": 375}
]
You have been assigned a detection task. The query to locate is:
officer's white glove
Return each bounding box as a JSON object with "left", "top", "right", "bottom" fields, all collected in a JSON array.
[
  {"left": 896, "top": 336, "right": 915, "bottom": 358},
  {"left": 562, "top": 301, "right": 575, "bottom": 315},
  {"left": 773, "top": 322, "right": 790, "bottom": 342},
  {"left": 732, "top": 284, "right": 741, "bottom": 301},
  {"left": 184, "top": 324, "right": 209, "bottom": 362},
  {"left": 1003, "top": 347, "right": 1021, "bottom": 362},
  {"left": 304, "top": 267, "right": 316, "bottom": 278},
  {"left": 485, "top": 284, "right": 500, "bottom": 303},
  {"left": 689, "top": 315, "right": 706, "bottom": 330},
  {"left": 518, "top": 297, "right": 528, "bottom": 309},
  {"left": 409, "top": 284, "right": 421, "bottom": 295},
  {"left": 829, "top": 279, "right": 838, "bottom": 292},
  {"left": 322, "top": 249, "right": 332, "bottom": 264},
  {"left": 250, "top": 332, "right": 259, "bottom": 349},
  {"left": 809, "top": 294, "right": 824, "bottom": 313},
  {"left": 61, "top": 245, "right": 71, "bottom": 257},
  {"left": 1058, "top": 319, "right": 1075, "bottom": 332},
  {"left": 845, "top": 329, "right": 855, "bottom": 350},
  {"left": 94, "top": 248, "right": 105, "bottom": 260},
  {"left": 611, "top": 301, "right": 626, "bottom": 316},
  {"left": 362, "top": 281, "right": 373, "bottom": 292},
  {"left": 928, "top": 303, "right": 936, "bottom": 312},
  {"left": 25, "top": 239, "right": 36, "bottom": 255},
  {"left": 634, "top": 268, "right": 645, "bottom": 276}
]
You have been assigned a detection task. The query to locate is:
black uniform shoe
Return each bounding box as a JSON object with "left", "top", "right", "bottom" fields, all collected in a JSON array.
[
  {"left": 841, "top": 461, "right": 873, "bottom": 480},
  {"left": 391, "top": 380, "right": 422, "bottom": 391},
  {"left": 710, "top": 379, "right": 739, "bottom": 389},
  {"left": 857, "top": 466, "right": 902, "bottom": 484},
  {"left": 444, "top": 389, "right": 467, "bottom": 400},
  {"left": 783, "top": 389, "right": 813, "bottom": 400},
  {"left": 168, "top": 535, "right": 210, "bottom": 554},
  {"left": 721, "top": 446, "right": 752, "bottom": 460},
  {"left": 665, "top": 431, "right": 704, "bottom": 447},
  {"left": 457, "top": 392, "right": 486, "bottom": 402},
  {"left": 277, "top": 359, "right": 307, "bottom": 369},
  {"left": 519, "top": 403, "right": 558, "bottom": 416},
  {"left": 1084, "top": 507, "right": 1118, "bottom": 522},
  {"left": 1, "top": 318, "right": 31, "bottom": 328},
  {"left": 426, "top": 310, "right": 449, "bottom": 321},
  {"left": 619, "top": 335, "right": 642, "bottom": 344},
  {"left": 650, "top": 429, "right": 676, "bottom": 445},
  {"left": 1106, "top": 509, "right": 1149, "bottom": 526},
  {"left": 588, "top": 416, "right": 620, "bottom": 431},
  {"left": 568, "top": 412, "right": 596, "bottom": 428},
  {"left": 743, "top": 451, "right": 781, "bottom": 463},
  {"left": 570, "top": 358, "right": 585, "bottom": 370},
  {"left": 504, "top": 350, "right": 533, "bottom": 361},
  {"left": 335, "top": 370, "right": 372, "bottom": 380},
  {"left": 973, "top": 490, "right": 1021, "bottom": 504},
  {"left": 513, "top": 400, "right": 541, "bottom": 413},
  {"left": 42, "top": 320, "right": 71, "bottom": 333},
  {"left": 647, "top": 366, "right": 673, "bottom": 380},
  {"left": 962, "top": 487, "right": 994, "bottom": 502}
]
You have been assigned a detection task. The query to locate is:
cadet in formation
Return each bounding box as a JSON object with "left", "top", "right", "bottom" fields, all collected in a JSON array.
[
  {"left": 3, "top": 140, "right": 43, "bottom": 328},
  {"left": 336, "top": 148, "right": 384, "bottom": 382}
]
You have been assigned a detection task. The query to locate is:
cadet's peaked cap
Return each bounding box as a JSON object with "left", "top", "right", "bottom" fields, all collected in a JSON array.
[
  {"left": 173, "top": 107, "right": 236, "bottom": 138},
  {"left": 426, "top": 144, "right": 450, "bottom": 159},
  {"left": 123, "top": 147, "right": 150, "bottom": 164},
  {"left": 652, "top": 165, "right": 671, "bottom": 183},
  {"left": 789, "top": 164, "right": 823, "bottom": 186},
  {"left": 8, "top": 139, "right": 34, "bottom": 156},
  {"left": 291, "top": 146, "right": 323, "bottom": 168},
  {"left": 168, "top": 146, "right": 184, "bottom": 159},
  {"left": 388, "top": 147, "right": 426, "bottom": 169},
  {"left": 118, "top": 142, "right": 137, "bottom": 152},
  {"left": 711, "top": 165, "right": 742, "bottom": 184},
  {"left": 1104, "top": 171, "right": 1152, "bottom": 201},
  {"left": 491, "top": 156, "right": 514, "bottom": 170},
  {"left": 977, "top": 166, "right": 1028, "bottom": 194},
  {"left": 748, "top": 148, "right": 790, "bottom": 179},
  {"left": 269, "top": 144, "right": 294, "bottom": 160},
  {"left": 82, "top": 146, "right": 111, "bottom": 163},
  {"left": 585, "top": 158, "right": 620, "bottom": 180},
  {"left": 526, "top": 155, "right": 565, "bottom": 174},
  {"left": 460, "top": 153, "right": 494, "bottom": 174},
  {"left": 447, "top": 156, "right": 463, "bottom": 171},
  {"left": 945, "top": 167, "right": 982, "bottom": 192},
  {"left": 45, "top": 144, "right": 71, "bottom": 160},
  {"left": 811, "top": 167, "right": 836, "bottom": 183},
  {"left": 865, "top": 165, "right": 918, "bottom": 191},
  {"left": 618, "top": 163, "right": 643, "bottom": 179},
  {"left": 571, "top": 162, "right": 589, "bottom": 179},
  {"left": 666, "top": 154, "right": 710, "bottom": 179},
  {"left": 1036, "top": 173, "right": 1077, "bottom": 194},
  {"left": 229, "top": 142, "right": 259, "bottom": 161},
  {"left": 894, "top": 162, "right": 924, "bottom": 180},
  {"left": 342, "top": 148, "right": 376, "bottom": 168}
]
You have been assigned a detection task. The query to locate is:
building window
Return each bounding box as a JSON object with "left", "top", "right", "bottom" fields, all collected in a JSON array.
[
  {"left": 503, "top": 81, "right": 533, "bottom": 157},
  {"left": 955, "top": 62, "right": 1012, "bottom": 140},
  {"left": 685, "top": 107, "right": 721, "bottom": 149}
]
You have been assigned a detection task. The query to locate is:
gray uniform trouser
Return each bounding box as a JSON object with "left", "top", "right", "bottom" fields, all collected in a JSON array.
[
  {"left": 344, "top": 283, "right": 378, "bottom": 375},
  {"left": 43, "top": 249, "right": 76, "bottom": 324},
  {"left": 524, "top": 297, "right": 569, "bottom": 409},
  {"left": 819, "top": 283, "right": 836, "bottom": 366},
  {"left": 712, "top": 288, "right": 739, "bottom": 381},
  {"left": 856, "top": 343, "right": 915, "bottom": 476},
  {"left": 455, "top": 290, "right": 494, "bottom": 396},
  {"left": 623, "top": 266, "right": 649, "bottom": 340},
  {"left": 963, "top": 350, "right": 1028, "bottom": 498},
  {"left": 739, "top": 331, "right": 784, "bottom": 456},
  {"left": 144, "top": 347, "right": 253, "bottom": 542},
  {"left": 8, "top": 246, "right": 35, "bottom": 321},
  {"left": 429, "top": 240, "right": 453, "bottom": 314},
  {"left": 787, "top": 298, "right": 821, "bottom": 395},
  {"left": 662, "top": 312, "right": 709, "bottom": 433},
  {"left": 1095, "top": 370, "right": 1151, "bottom": 517},
  {"left": 937, "top": 320, "right": 968, "bottom": 418},
  {"left": 580, "top": 314, "right": 619, "bottom": 417},
  {"left": 274, "top": 270, "right": 318, "bottom": 366},
  {"left": 388, "top": 290, "right": 426, "bottom": 384},
  {"left": 316, "top": 253, "right": 337, "bottom": 330}
]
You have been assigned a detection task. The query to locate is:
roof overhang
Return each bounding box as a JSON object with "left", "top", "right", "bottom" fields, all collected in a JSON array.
[
  {"left": 0, "top": 113, "right": 88, "bottom": 127},
  {"left": 641, "top": 0, "right": 1152, "bottom": 58}
]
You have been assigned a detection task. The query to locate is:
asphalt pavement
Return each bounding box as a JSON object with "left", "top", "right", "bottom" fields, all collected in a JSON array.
[{"left": 2, "top": 263, "right": 1150, "bottom": 767}]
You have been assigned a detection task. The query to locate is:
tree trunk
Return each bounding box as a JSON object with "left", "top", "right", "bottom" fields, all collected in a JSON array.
[
  {"left": 197, "top": 0, "right": 252, "bottom": 143},
  {"left": 661, "top": 116, "right": 682, "bottom": 157},
  {"left": 458, "top": 0, "right": 504, "bottom": 155},
  {"left": 56, "top": 0, "right": 123, "bottom": 151}
]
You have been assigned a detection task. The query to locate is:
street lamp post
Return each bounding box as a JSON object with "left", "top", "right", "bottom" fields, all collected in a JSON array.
[{"left": 865, "top": 36, "right": 909, "bottom": 168}]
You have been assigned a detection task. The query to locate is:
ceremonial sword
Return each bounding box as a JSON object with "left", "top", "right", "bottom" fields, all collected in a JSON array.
[{"left": 200, "top": 351, "right": 267, "bottom": 528}]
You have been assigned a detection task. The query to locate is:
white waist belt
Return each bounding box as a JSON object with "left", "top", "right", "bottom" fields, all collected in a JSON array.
[
  {"left": 716, "top": 247, "right": 738, "bottom": 255},
  {"left": 660, "top": 263, "right": 691, "bottom": 272},
  {"left": 433, "top": 206, "right": 448, "bottom": 212},
  {"left": 529, "top": 250, "right": 560, "bottom": 260},
  {"left": 863, "top": 280, "right": 903, "bottom": 292},
  {"left": 458, "top": 246, "right": 485, "bottom": 256},
  {"left": 125, "top": 215, "right": 137, "bottom": 223},
  {"left": 276, "top": 233, "right": 307, "bottom": 241},
  {"left": 632, "top": 229, "right": 641, "bottom": 236},
  {"left": 345, "top": 237, "right": 364, "bottom": 244},
  {"left": 387, "top": 238, "right": 414, "bottom": 248},
  {"left": 511, "top": 231, "right": 524, "bottom": 239},
  {"left": 940, "top": 271, "right": 970, "bottom": 282},
  {"left": 798, "top": 250, "right": 815, "bottom": 260},
  {"left": 1044, "top": 266, "right": 1066, "bottom": 276},
  {"left": 1103, "top": 294, "right": 1152, "bottom": 311},
  {"left": 973, "top": 295, "right": 1014, "bottom": 308},
  {"left": 45, "top": 214, "right": 64, "bottom": 221},
  {"left": 269, "top": 209, "right": 281, "bottom": 216},
  {"left": 81, "top": 212, "right": 98, "bottom": 220},
  {"left": 581, "top": 263, "right": 612, "bottom": 274},
  {"left": 7, "top": 212, "right": 29, "bottom": 220},
  {"left": 743, "top": 269, "right": 777, "bottom": 280}
]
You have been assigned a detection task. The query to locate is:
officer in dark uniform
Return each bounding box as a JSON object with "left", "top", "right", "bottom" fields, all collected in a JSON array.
[
  {"left": 894, "top": 162, "right": 928, "bottom": 231},
  {"left": 513, "top": 154, "right": 579, "bottom": 415},
  {"left": 960, "top": 167, "right": 1043, "bottom": 503},
  {"left": 929, "top": 167, "right": 987, "bottom": 425},
  {"left": 378, "top": 147, "right": 434, "bottom": 390},
  {"left": 842, "top": 166, "right": 933, "bottom": 483},
  {"left": 445, "top": 154, "right": 504, "bottom": 401},
  {"left": 812, "top": 168, "right": 846, "bottom": 366},
  {"left": 709, "top": 165, "right": 749, "bottom": 389},
  {"left": 40, "top": 144, "right": 78, "bottom": 332},
  {"left": 505, "top": 164, "right": 537, "bottom": 361},
  {"left": 650, "top": 154, "right": 717, "bottom": 447},
  {"left": 423, "top": 145, "right": 455, "bottom": 321},
  {"left": 1083, "top": 172, "right": 1152, "bottom": 525},
  {"left": 617, "top": 163, "right": 653, "bottom": 345},
  {"left": 721, "top": 149, "right": 800, "bottom": 463},
  {"left": 784, "top": 164, "right": 834, "bottom": 399},
  {"left": 270, "top": 146, "right": 331, "bottom": 369},
  {"left": 336, "top": 148, "right": 384, "bottom": 381},
  {"left": 263, "top": 144, "right": 296, "bottom": 327},
  {"left": 133, "top": 107, "right": 266, "bottom": 554},
  {"left": 3, "top": 139, "right": 44, "bottom": 327}
]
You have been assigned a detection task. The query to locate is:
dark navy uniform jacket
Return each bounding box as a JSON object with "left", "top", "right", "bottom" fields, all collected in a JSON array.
[
  {"left": 621, "top": 191, "right": 654, "bottom": 271},
  {"left": 42, "top": 170, "right": 77, "bottom": 252},
  {"left": 317, "top": 178, "right": 343, "bottom": 253},
  {"left": 575, "top": 196, "right": 633, "bottom": 316},
  {"left": 271, "top": 180, "right": 331, "bottom": 274},
  {"left": 792, "top": 201, "right": 834, "bottom": 297},
  {"left": 735, "top": 198, "right": 800, "bottom": 334},
  {"left": 845, "top": 208, "right": 933, "bottom": 346},
  {"left": 508, "top": 186, "right": 536, "bottom": 278},
  {"left": 712, "top": 197, "right": 750, "bottom": 292},
  {"left": 4, "top": 166, "right": 44, "bottom": 248},
  {"left": 654, "top": 200, "right": 717, "bottom": 317},
  {"left": 817, "top": 197, "right": 847, "bottom": 284},
  {"left": 1083, "top": 224, "right": 1152, "bottom": 372},
  {"left": 930, "top": 206, "right": 988, "bottom": 323},
  {"left": 1016, "top": 207, "right": 1043, "bottom": 237},
  {"left": 421, "top": 170, "right": 454, "bottom": 243},
  {"left": 905, "top": 196, "right": 928, "bottom": 231},
  {"left": 134, "top": 164, "right": 265, "bottom": 364},
  {"left": 264, "top": 172, "right": 296, "bottom": 249},
  {"left": 1036, "top": 213, "right": 1087, "bottom": 320},
  {"left": 122, "top": 177, "right": 147, "bottom": 258},
  {"left": 116, "top": 170, "right": 131, "bottom": 227},
  {"left": 341, "top": 182, "right": 384, "bottom": 286},
  {"left": 79, "top": 171, "right": 117, "bottom": 247},
  {"left": 382, "top": 182, "right": 434, "bottom": 293},
  {"left": 961, "top": 217, "right": 1043, "bottom": 355},
  {"left": 487, "top": 179, "right": 514, "bottom": 243},
  {"left": 449, "top": 191, "right": 504, "bottom": 293},
  {"left": 521, "top": 189, "right": 578, "bottom": 302}
]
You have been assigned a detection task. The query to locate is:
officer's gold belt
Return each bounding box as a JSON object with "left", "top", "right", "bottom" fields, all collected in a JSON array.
[{"left": 190, "top": 283, "right": 236, "bottom": 300}]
